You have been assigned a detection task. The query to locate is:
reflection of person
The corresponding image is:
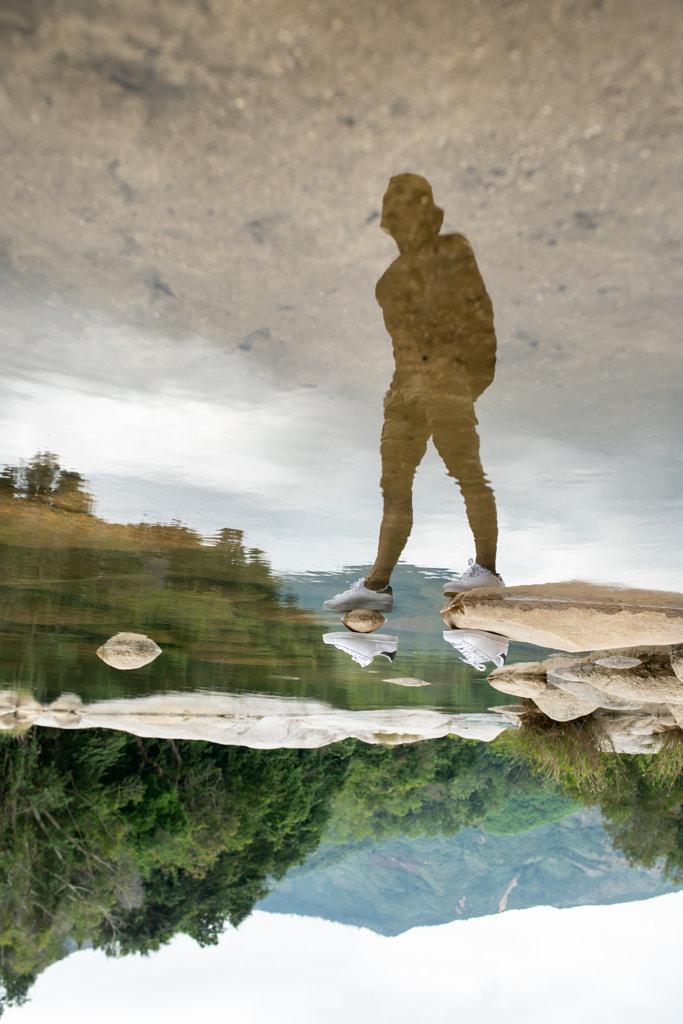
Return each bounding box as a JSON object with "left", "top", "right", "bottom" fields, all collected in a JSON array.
[{"left": 325, "top": 174, "right": 503, "bottom": 620}]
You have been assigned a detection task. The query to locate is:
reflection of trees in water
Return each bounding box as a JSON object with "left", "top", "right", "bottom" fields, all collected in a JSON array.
[
  {"left": 0, "top": 730, "right": 344, "bottom": 1010},
  {"left": 506, "top": 708, "right": 683, "bottom": 883},
  {"left": 2, "top": 717, "right": 678, "bottom": 1012},
  {"left": 0, "top": 704, "right": 680, "bottom": 1009},
  {"left": 0, "top": 452, "right": 339, "bottom": 702},
  {"left": 0, "top": 454, "right": 492, "bottom": 706},
  {"left": 1, "top": 451, "right": 93, "bottom": 514},
  {"left": 0, "top": 728, "right": 545, "bottom": 1010}
]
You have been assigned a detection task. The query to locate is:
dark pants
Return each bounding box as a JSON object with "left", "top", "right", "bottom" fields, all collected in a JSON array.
[{"left": 366, "top": 371, "right": 498, "bottom": 590}]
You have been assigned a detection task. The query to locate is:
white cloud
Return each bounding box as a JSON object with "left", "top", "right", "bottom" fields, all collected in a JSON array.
[
  {"left": 6, "top": 897, "right": 683, "bottom": 1024},
  {"left": 2, "top": 361, "right": 682, "bottom": 585}
]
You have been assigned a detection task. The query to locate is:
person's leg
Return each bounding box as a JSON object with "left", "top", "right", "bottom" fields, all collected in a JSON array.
[
  {"left": 365, "top": 383, "right": 429, "bottom": 591},
  {"left": 431, "top": 394, "right": 498, "bottom": 573}
]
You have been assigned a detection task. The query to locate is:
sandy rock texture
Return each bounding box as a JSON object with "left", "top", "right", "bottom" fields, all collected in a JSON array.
[
  {"left": 96, "top": 631, "right": 162, "bottom": 669},
  {"left": 443, "top": 582, "right": 683, "bottom": 651},
  {"left": 0, "top": 0, "right": 681, "bottom": 436},
  {"left": 591, "top": 709, "right": 679, "bottom": 755},
  {"left": 489, "top": 645, "right": 683, "bottom": 748}
]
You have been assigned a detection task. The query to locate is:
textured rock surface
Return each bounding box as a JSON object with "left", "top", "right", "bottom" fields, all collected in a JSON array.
[
  {"left": 342, "top": 609, "right": 386, "bottom": 633},
  {"left": 592, "top": 710, "right": 680, "bottom": 754},
  {"left": 666, "top": 704, "right": 683, "bottom": 729},
  {"left": 488, "top": 673, "right": 549, "bottom": 700},
  {"left": 96, "top": 632, "right": 162, "bottom": 670},
  {"left": 573, "top": 654, "right": 683, "bottom": 705},
  {"left": 531, "top": 685, "right": 599, "bottom": 723},
  {"left": 488, "top": 657, "right": 577, "bottom": 698},
  {"left": 546, "top": 668, "right": 645, "bottom": 711},
  {"left": 443, "top": 583, "right": 683, "bottom": 652},
  {"left": 486, "top": 647, "right": 683, "bottom": 744},
  {"left": 670, "top": 646, "right": 683, "bottom": 683}
]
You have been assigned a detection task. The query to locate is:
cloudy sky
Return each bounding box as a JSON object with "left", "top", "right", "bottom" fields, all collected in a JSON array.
[
  {"left": 2, "top": 314, "right": 682, "bottom": 592},
  {"left": 6, "top": 897, "right": 683, "bottom": 1024}
]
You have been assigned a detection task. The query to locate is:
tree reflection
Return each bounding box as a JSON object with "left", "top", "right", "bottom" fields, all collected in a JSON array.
[
  {"left": 0, "top": 451, "right": 93, "bottom": 514},
  {"left": 505, "top": 706, "right": 683, "bottom": 883},
  {"left": 0, "top": 728, "right": 534, "bottom": 1010}
]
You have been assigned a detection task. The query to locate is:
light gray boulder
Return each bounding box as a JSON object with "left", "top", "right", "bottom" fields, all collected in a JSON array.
[
  {"left": 547, "top": 667, "right": 645, "bottom": 711},
  {"left": 96, "top": 632, "right": 162, "bottom": 670},
  {"left": 592, "top": 709, "right": 680, "bottom": 754},
  {"left": 669, "top": 645, "right": 683, "bottom": 684},
  {"left": 487, "top": 657, "right": 574, "bottom": 699},
  {"left": 532, "top": 685, "right": 599, "bottom": 722},
  {"left": 567, "top": 651, "right": 683, "bottom": 705}
]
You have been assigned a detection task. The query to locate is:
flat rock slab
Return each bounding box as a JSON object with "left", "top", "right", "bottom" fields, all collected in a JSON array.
[{"left": 443, "top": 582, "right": 683, "bottom": 652}]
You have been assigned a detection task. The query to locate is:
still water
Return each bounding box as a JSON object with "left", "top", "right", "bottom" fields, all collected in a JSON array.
[{"left": 1, "top": 0, "right": 682, "bottom": 1020}]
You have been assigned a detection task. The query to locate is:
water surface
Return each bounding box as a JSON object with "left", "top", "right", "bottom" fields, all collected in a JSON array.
[{"left": 1, "top": 0, "right": 682, "bottom": 1019}]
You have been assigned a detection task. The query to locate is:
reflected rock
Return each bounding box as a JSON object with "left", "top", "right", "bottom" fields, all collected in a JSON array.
[
  {"left": 595, "top": 656, "right": 643, "bottom": 669},
  {"left": 546, "top": 668, "right": 644, "bottom": 711},
  {"left": 342, "top": 608, "right": 386, "bottom": 633},
  {"left": 489, "top": 647, "right": 683, "bottom": 749},
  {"left": 96, "top": 632, "right": 162, "bottom": 670},
  {"left": 383, "top": 677, "right": 431, "bottom": 687},
  {"left": 487, "top": 659, "right": 563, "bottom": 699},
  {"left": 560, "top": 650, "right": 683, "bottom": 706},
  {"left": 532, "top": 686, "right": 599, "bottom": 723},
  {"left": 442, "top": 581, "right": 683, "bottom": 652},
  {"left": 669, "top": 644, "right": 683, "bottom": 683},
  {"left": 490, "top": 647, "right": 683, "bottom": 712},
  {"left": 0, "top": 690, "right": 513, "bottom": 747},
  {"left": 592, "top": 709, "right": 679, "bottom": 754},
  {"left": 488, "top": 704, "right": 526, "bottom": 727},
  {"left": 490, "top": 658, "right": 634, "bottom": 719},
  {"left": 0, "top": 690, "right": 43, "bottom": 732},
  {"left": 665, "top": 704, "right": 683, "bottom": 729},
  {"left": 45, "top": 692, "right": 85, "bottom": 728}
]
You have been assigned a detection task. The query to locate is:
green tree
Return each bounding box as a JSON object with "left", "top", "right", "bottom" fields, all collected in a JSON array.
[{"left": 504, "top": 708, "right": 683, "bottom": 882}]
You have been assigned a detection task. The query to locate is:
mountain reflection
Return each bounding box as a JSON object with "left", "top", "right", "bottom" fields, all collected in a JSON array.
[
  {"left": 0, "top": 722, "right": 677, "bottom": 1011},
  {"left": 4, "top": 399, "right": 683, "bottom": 1008},
  {"left": 0, "top": 727, "right": 565, "bottom": 1008},
  {"left": 3, "top": 453, "right": 683, "bottom": 1011}
]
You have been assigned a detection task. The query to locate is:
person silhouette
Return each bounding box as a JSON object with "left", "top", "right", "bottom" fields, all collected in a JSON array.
[
  {"left": 325, "top": 173, "right": 502, "bottom": 613},
  {"left": 324, "top": 175, "right": 506, "bottom": 668}
]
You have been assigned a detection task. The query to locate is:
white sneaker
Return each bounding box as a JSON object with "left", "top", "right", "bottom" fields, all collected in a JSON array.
[
  {"left": 323, "top": 632, "right": 399, "bottom": 668},
  {"left": 323, "top": 578, "right": 394, "bottom": 613},
  {"left": 443, "top": 560, "right": 504, "bottom": 596},
  {"left": 442, "top": 628, "right": 509, "bottom": 672}
]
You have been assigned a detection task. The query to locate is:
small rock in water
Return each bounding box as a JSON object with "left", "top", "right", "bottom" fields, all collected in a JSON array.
[
  {"left": 595, "top": 656, "right": 643, "bottom": 669},
  {"left": 383, "top": 677, "right": 431, "bottom": 687},
  {"left": 342, "top": 608, "right": 386, "bottom": 633},
  {"left": 96, "top": 632, "right": 162, "bottom": 670}
]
